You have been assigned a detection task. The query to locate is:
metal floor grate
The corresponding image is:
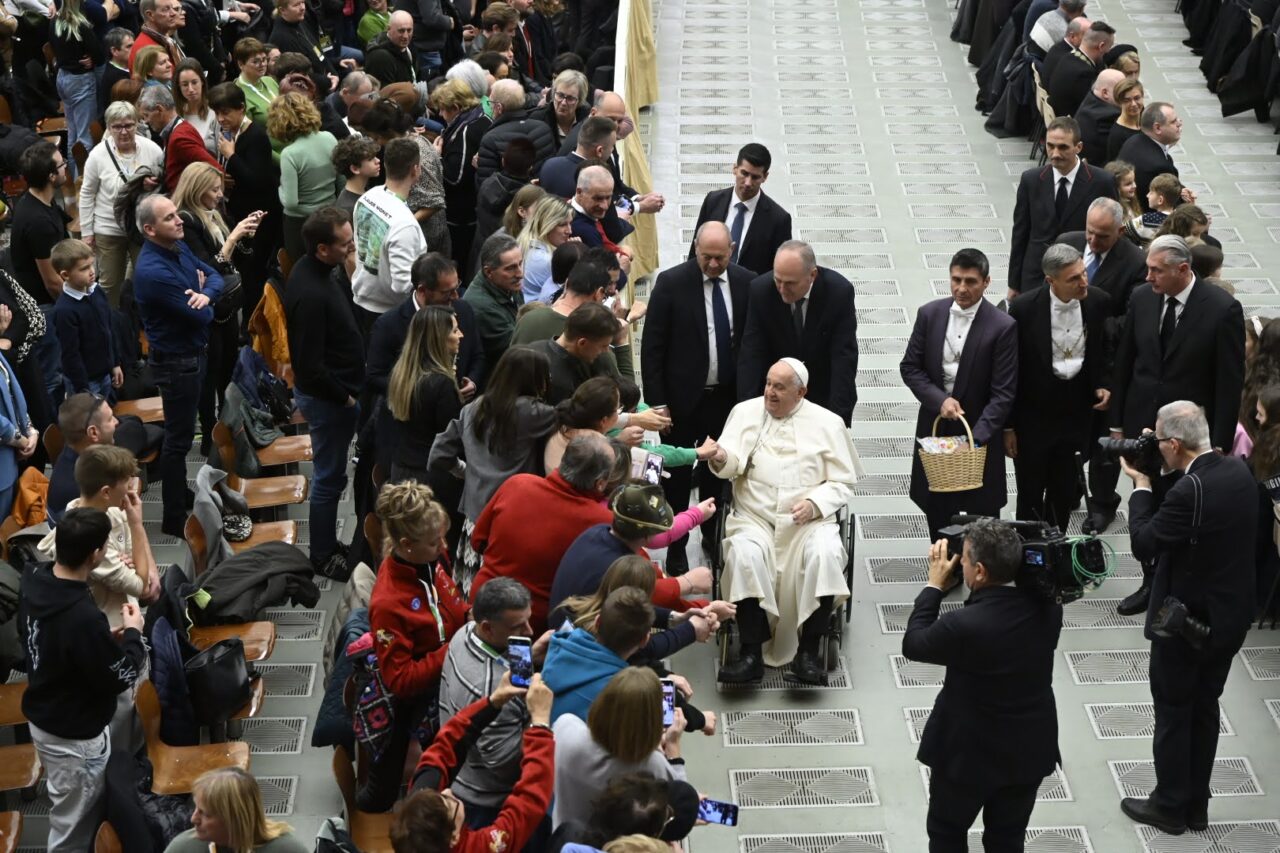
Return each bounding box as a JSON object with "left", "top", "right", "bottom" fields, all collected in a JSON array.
[
  {"left": 1065, "top": 649, "right": 1151, "bottom": 685},
  {"left": 716, "top": 658, "right": 851, "bottom": 692},
  {"left": 890, "top": 654, "right": 944, "bottom": 688},
  {"left": 856, "top": 308, "right": 908, "bottom": 325},
  {"left": 867, "top": 557, "right": 929, "bottom": 584},
  {"left": 1241, "top": 646, "right": 1280, "bottom": 680},
  {"left": 235, "top": 716, "right": 307, "bottom": 754},
  {"left": 1086, "top": 702, "right": 1234, "bottom": 739},
  {"left": 923, "top": 766, "right": 1072, "bottom": 802},
  {"left": 1268, "top": 699, "right": 1280, "bottom": 732},
  {"left": 852, "top": 437, "right": 915, "bottom": 459},
  {"left": 1109, "top": 757, "right": 1263, "bottom": 798},
  {"left": 18, "top": 782, "right": 52, "bottom": 817},
  {"left": 1065, "top": 510, "right": 1129, "bottom": 535},
  {"left": 1136, "top": 820, "right": 1280, "bottom": 852},
  {"left": 1061, "top": 599, "right": 1145, "bottom": 630},
  {"left": 257, "top": 663, "right": 318, "bottom": 698},
  {"left": 739, "top": 833, "right": 890, "bottom": 853},
  {"left": 722, "top": 709, "right": 863, "bottom": 747},
  {"left": 904, "top": 707, "right": 931, "bottom": 743},
  {"left": 730, "top": 767, "right": 878, "bottom": 808},
  {"left": 258, "top": 775, "right": 298, "bottom": 815},
  {"left": 877, "top": 601, "right": 961, "bottom": 633},
  {"left": 263, "top": 608, "right": 326, "bottom": 641},
  {"left": 854, "top": 401, "right": 922, "bottom": 423},
  {"left": 858, "top": 514, "right": 930, "bottom": 540},
  {"left": 856, "top": 370, "right": 909, "bottom": 391},
  {"left": 969, "top": 827, "right": 1094, "bottom": 853}
]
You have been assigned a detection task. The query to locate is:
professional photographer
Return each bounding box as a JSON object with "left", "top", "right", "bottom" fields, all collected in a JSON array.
[
  {"left": 1118, "top": 401, "right": 1257, "bottom": 836},
  {"left": 903, "top": 518, "right": 1063, "bottom": 852}
]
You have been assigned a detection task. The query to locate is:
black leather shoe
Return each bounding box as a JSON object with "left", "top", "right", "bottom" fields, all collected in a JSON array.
[
  {"left": 1121, "top": 797, "right": 1186, "bottom": 835},
  {"left": 785, "top": 651, "right": 827, "bottom": 686},
  {"left": 1187, "top": 804, "right": 1208, "bottom": 832},
  {"left": 665, "top": 547, "right": 690, "bottom": 577},
  {"left": 1082, "top": 509, "right": 1115, "bottom": 535},
  {"left": 717, "top": 653, "right": 764, "bottom": 684},
  {"left": 1116, "top": 584, "right": 1151, "bottom": 616}
]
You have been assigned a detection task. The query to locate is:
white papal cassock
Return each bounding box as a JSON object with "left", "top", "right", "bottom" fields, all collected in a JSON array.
[{"left": 710, "top": 397, "right": 864, "bottom": 667}]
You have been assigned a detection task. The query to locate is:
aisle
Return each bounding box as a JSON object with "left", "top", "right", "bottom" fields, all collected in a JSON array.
[{"left": 649, "top": 0, "right": 1280, "bottom": 851}]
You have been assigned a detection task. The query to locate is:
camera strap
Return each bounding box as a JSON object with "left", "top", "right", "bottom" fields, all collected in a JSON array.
[{"left": 1186, "top": 472, "right": 1204, "bottom": 547}]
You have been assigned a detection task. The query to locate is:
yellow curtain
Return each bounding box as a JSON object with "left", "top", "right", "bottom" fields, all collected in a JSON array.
[{"left": 619, "top": 0, "right": 661, "bottom": 282}]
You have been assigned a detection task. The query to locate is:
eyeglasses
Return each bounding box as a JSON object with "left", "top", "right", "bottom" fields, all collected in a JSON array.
[
  {"left": 247, "top": 56, "right": 268, "bottom": 66},
  {"left": 109, "top": 123, "right": 137, "bottom": 132},
  {"left": 553, "top": 91, "right": 579, "bottom": 104},
  {"left": 1154, "top": 436, "right": 1176, "bottom": 444},
  {"left": 83, "top": 394, "right": 106, "bottom": 433}
]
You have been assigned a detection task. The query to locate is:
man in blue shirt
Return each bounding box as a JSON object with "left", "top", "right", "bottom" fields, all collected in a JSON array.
[{"left": 132, "top": 194, "right": 224, "bottom": 538}]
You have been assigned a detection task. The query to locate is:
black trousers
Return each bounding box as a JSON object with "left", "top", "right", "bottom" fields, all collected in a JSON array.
[
  {"left": 660, "top": 385, "right": 735, "bottom": 560},
  {"left": 1149, "top": 636, "right": 1242, "bottom": 814},
  {"left": 1012, "top": 428, "right": 1088, "bottom": 530},
  {"left": 926, "top": 770, "right": 1039, "bottom": 853},
  {"left": 1086, "top": 412, "right": 1121, "bottom": 514},
  {"left": 736, "top": 595, "right": 833, "bottom": 656}
]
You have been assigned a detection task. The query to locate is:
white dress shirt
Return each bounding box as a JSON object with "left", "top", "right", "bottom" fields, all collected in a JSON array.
[
  {"left": 723, "top": 190, "right": 761, "bottom": 247},
  {"left": 1053, "top": 158, "right": 1082, "bottom": 200},
  {"left": 1049, "top": 289, "right": 1085, "bottom": 379},
  {"left": 942, "top": 301, "right": 979, "bottom": 393},
  {"left": 1163, "top": 276, "right": 1196, "bottom": 324},
  {"left": 703, "top": 275, "right": 734, "bottom": 386}
]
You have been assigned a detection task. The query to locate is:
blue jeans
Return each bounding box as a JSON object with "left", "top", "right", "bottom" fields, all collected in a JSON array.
[
  {"left": 36, "top": 305, "right": 64, "bottom": 409},
  {"left": 65, "top": 372, "right": 113, "bottom": 402},
  {"left": 152, "top": 351, "right": 205, "bottom": 530},
  {"left": 420, "top": 50, "right": 443, "bottom": 79},
  {"left": 294, "top": 390, "right": 358, "bottom": 562},
  {"left": 55, "top": 69, "right": 97, "bottom": 181}
]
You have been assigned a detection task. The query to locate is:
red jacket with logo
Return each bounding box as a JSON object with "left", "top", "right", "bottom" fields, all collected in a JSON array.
[{"left": 369, "top": 552, "right": 470, "bottom": 699}]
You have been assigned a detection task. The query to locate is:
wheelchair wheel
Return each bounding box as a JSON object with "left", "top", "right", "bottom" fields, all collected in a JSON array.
[{"left": 825, "top": 620, "right": 842, "bottom": 672}]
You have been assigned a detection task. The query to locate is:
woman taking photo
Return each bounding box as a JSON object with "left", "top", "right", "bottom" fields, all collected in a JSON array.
[
  {"left": 428, "top": 346, "right": 558, "bottom": 593},
  {"left": 361, "top": 480, "right": 470, "bottom": 812},
  {"left": 268, "top": 92, "right": 340, "bottom": 262},
  {"left": 163, "top": 767, "right": 308, "bottom": 852},
  {"left": 79, "top": 102, "right": 164, "bottom": 304},
  {"left": 49, "top": 0, "right": 104, "bottom": 181},
  {"left": 361, "top": 97, "right": 451, "bottom": 256},
  {"left": 133, "top": 45, "right": 174, "bottom": 88},
  {"left": 518, "top": 194, "right": 574, "bottom": 303},
  {"left": 231, "top": 37, "right": 280, "bottom": 128},
  {"left": 171, "top": 162, "right": 261, "bottom": 452},
  {"left": 1106, "top": 77, "right": 1144, "bottom": 162},
  {"left": 173, "top": 58, "right": 219, "bottom": 155},
  {"left": 385, "top": 307, "right": 464, "bottom": 485},
  {"left": 431, "top": 78, "right": 492, "bottom": 273}
]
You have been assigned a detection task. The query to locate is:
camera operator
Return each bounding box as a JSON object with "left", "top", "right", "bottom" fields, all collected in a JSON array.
[
  {"left": 1118, "top": 401, "right": 1257, "bottom": 836},
  {"left": 903, "top": 518, "right": 1063, "bottom": 852}
]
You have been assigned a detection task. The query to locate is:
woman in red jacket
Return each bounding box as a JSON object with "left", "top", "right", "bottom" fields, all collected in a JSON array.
[{"left": 360, "top": 481, "right": 471, "bottom": 812}]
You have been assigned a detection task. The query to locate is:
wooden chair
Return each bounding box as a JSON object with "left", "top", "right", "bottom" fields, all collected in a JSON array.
[
  {"left": 208, "top": 423, "right": 308, "bottom": 511},
  {"left": 0, "top": 682, "right": 26, "bottom": 727},
  {"left": 276, "top": 248, "right": 294, "bottom": 280},
  {"left": 71, "top": 142, "right": 89, "bottom": 177},
  {"left": 135, "top": 681, "right": 250, "bottom": 795},
  {"left": 363, "top": 512, "right": 384, "bottom": 565},
  {"left": 190, "top": 622, "right": 277, "bottom": 663},
  {"left": 211, "top": 422, "right": 312, "bottom": 469},
  {"left": 183, "top": 513, "right": 298, "bottom": 579},
  {"left": 0, "top": 811, "right": 21, "bottom": 853},
  {"left": 42, "top": 424, "right": 64, "bottom": 465},
  {"left": 89, "top": 120, "right": 103, "bottom": 146},
  {"left": 0, "top": 744, "right": 40, "bottom": 794},
  {"left": 114, "top": 397, "right": 164, "bottom": 423},
  {"left": 93, "top": 821, "right": 122, "bottom": 853},
  {"left": 333, "top": 745, "right": 394, "bottom": 853},
  {"left": 229, "top": 677, "right": 266, "bottom": 721}
]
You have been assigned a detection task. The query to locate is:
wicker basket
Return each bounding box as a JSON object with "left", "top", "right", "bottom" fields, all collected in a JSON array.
[{"left": 919, "top": 414, "right": 987, "bottom": 493}]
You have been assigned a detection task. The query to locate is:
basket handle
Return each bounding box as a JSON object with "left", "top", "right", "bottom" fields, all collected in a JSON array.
[{"left": 930, "top": 413, "right": 976, "bottom": 448}]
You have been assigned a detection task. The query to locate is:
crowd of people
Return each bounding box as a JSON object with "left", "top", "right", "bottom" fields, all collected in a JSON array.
[{"left": 1, "top": 0, "right": 1276, "bottom": 849}]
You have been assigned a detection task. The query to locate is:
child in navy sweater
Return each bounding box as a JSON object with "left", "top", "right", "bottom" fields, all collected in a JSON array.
[{"left": 51, "top": 239, "right": 123, "bottom": 400}]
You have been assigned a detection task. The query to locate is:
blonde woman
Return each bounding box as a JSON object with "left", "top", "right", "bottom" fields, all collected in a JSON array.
[
  {"left": 1106, "top": 77, "right": 1144, "bottom": 162},
  {"left": 134, "top": 45, "right": 174, "bottom": 87},
  {"left": 164, "top": 767, "right": 308, "bottom": 852},
  {"left": 385, "top": 306, "right": 464, "bottom": 485},
  {"left": 173, "top": 58, "right": 219, "bottom": 155},
  {"left": 518, "top": 195, "right": 576, "bottom": 303},
  {"left": 49, "top": 0, "right": 101, "bottom": 180},
  {"left": 432, "top": 78, "right": 492, "bottom": 268},
  {"left": 267, "top": 92, "right": 340, "bottom": 261}
]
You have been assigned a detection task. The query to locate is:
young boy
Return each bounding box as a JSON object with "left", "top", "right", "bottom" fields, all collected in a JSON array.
[
  {"left": 331, "top": 135, "right": 382, "bottom": 219},
  {"left": 19, "top": 507, "right": 147, "bottom": 852},
  {"left": 50, "top": 239, "right": 122, "bottom": 399}
]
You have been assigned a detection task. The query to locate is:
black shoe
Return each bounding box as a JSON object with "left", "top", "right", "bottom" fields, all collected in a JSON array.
[
  {"left": 717, "top": 652, "right": 764, "bottom": 684},
  {"left": 1082, "top": 509, "right": 1116, "bottom": 535},
  {"left": 665, "top": 547, "right": 689, "bottom": 577},
  {"left": 1121, "top": 797, "right": 1186, "bottom": 835},
  {"left": 1187, "top": 804, "right": 1208, "bottom": 832},
  {"left": 161, "top": 518, "right": 186, "bottom": 540},
  {"left": 785, "top": 651, "right": 827, "bottom": 686},
  {"left": 1116, "top": 584, "right": 1151, "bottom": 617},
  {"left": 312, "top": 550, "right": 351, "bottom": 581}
]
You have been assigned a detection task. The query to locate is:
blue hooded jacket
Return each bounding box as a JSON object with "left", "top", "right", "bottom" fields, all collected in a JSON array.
[{"left": 541, "top": 627, "right": 628, "bottom": 724}]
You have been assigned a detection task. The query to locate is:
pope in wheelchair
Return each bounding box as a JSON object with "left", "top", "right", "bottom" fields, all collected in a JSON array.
[{"left": 702, "top": 358, "right": 863, "bottom": 685}]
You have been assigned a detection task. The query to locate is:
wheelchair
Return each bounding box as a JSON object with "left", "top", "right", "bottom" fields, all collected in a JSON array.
[{"left": 706, "top": 491, "right": 856, "bottom": 680}]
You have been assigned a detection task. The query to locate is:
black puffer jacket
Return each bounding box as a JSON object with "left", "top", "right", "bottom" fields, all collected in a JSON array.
[
  {"left": 364, "top": 33, "right": 419, "bottom": 85},
  {"left": 192, "top": 542, "right": 319, "bottom": 624},
  {"left": 475, "top": 109, "right": 556, "bottom": 182}
]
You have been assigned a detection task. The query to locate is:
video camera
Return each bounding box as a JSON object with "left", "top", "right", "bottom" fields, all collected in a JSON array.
[
  {"left": 938, "top": 517, "right": 1110, "bottom": 604},
  {"left": 1097, "top": 433, "right": 1163, "bottom": 479}
]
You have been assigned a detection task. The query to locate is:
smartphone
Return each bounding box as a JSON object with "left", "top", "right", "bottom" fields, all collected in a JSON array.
[
  {"left": 643, "top": 452, "right": 664, "bottom": 485},
  {"left": 697, "top": 799, "right": 739, "bottom": 827},
  {"left": 661, "top": 678, "right": 675, "bottom": 727},
  {"left": 506, "top": 637, "right": 533, "bottom": 688}
]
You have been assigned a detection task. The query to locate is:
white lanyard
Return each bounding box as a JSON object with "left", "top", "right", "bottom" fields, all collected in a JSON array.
[{"left": 417, "top": 575, "right": 447, "bottom": 643}]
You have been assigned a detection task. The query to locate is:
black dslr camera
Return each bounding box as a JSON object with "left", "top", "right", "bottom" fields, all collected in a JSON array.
[
  {"left": 1097, "top": 433, "right": 1164, "bottom": 479},
  {"left": 938, "top": 518, "right": 1109, "bottom": 604},
  {"left": 1151, "top": 596, "right": 1211, "bottom": 650}
]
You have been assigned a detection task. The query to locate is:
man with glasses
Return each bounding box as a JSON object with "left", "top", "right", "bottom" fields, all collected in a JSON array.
[
  {"left": 47, "top": 393, "right": 119, "bottom": 526},
  {"left": 559, "top": 91, "right": 665, "bottom": 216},
  {"left": 1108, "top": 235, "right": 1244, "bottom": 616}
]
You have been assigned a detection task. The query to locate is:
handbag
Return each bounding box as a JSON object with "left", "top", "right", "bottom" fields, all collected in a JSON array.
[
  {"left": 213, "top": 271, "right": 244, "bottom": 325},
  {"left": 184, "top": 637, "right": 254, "bottom": 726}
]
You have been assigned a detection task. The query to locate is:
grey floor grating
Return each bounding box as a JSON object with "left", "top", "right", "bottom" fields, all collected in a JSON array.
[
  {"left": 877, "top": 601, "right": 962, "bottom": 633},
  {"left": 1109, "top": 757, "right": 1263, "bottom": 798},
  {"left": 1135, "top": 820, "right": 1280, "bottom": 852},
  {"left": 890, "top": 654, "right": 944, "bottom": 688},
  {"left": 737, "top": 834, "right": 890, "bottom": 853},
  {"left": 234, "top": 716, "right": 308, "bottom": 754},
  {"left": 866, "top": 557, "right": 929, "bottom": 585},
  {"left": 858, "top": 514, "right": 931, "bottom": 541},
  {"left": 968, "top": 827, "right": 1094, "bottom": 853},
  {"left": 1268, "top": 699, "right": 1280, "bottom": 733},
  {"left": 1086, "top": 702, "right": 1234, "bottom": 739},
  {"left": 904, "top": 707, "right": 931, "bottom": 744},
  {"left": 730, "top": 767, "right": 878, "bottom": 808},
  {"left": 257, "top": 663, "right": 319, "bottom": 698},
  {"left": 263, "top": 609, "right": 326, "bottom": 641},
  {"left": 1065, "top": 649, "right": 1152, "bottom": 685},
  {"left": 258, "top": 775, "right": 298, "bottom": 816},
  {"left": 1241, "top": 647, "right": 1280, "bottom": 681},
  {"left": 721, "top": 709, "right": 863, "bottom": 747}
]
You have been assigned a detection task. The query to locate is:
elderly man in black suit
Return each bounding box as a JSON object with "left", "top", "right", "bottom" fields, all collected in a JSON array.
[
  {"left": 642, "top": 221, "right": 752, "bottom": 574},
  {"left": 1109, "top": 235, "right": 1245, "bottom": 616},
  {"left": 1046, "top": 21, "right": 1115, "bottom": 117},
  {"left": 1006, "top": 244, "right": 1112, "bottom": 530},
  {"left": 1117, "top": 102, "right": 1183, "bottom": 211},
  {"left": 904, "top": 518, "right": 1063, "bottom": 850},
  {"left": 689, "top": 143, "right": 794, "bottom": 277},
  {"left": 1008, "top": 116, "right": 1118, "bottom": 300},
  {"left": 1058, "top": 197, "right": 1148, "bottom": 532},
  {"left": 737, "top": 241, "right": 858, "bottom": 425},
  {"left": 902, "top": 248, "right": 1019, "bottom": 544},
  {"left": 1076, "top": 68, "right": 1124, "bottom": 166},
  {"left": 1042, "top": 16, "right": 1090, "bottom": 83},
  {"left": 1119, "top": 401, "right": 1257, "bottom": 836}
]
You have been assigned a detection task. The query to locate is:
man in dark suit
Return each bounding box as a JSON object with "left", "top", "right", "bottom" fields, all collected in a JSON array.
[
  {"left": 641, "top": 222, "right": 752, "bottom": 573},
  {"left": 1041, "top": 16, "right": 1089, "bottom": 84},
  {"left": 1046, "top": 21, "right": 1115, "bottom": 117},
  {"left": 1058, "top": 198, "right": 1148, "bottom": 532},
  {"left": 1008, "top": 117, "right": 1118, "bottom": 299},
  {"left": 558, "top": 91, "right": 666, "bottom": 215},
  {"left": 736, "top": 241, "right": 858, "bottom": 425},
  {"left": 1119, "top": 402, "right": 1257, "bottom": 836},
  {"left": 1110, "top": 236, "right": 1245, "bottom": 615},
  {"left": 904, "top": 518, "right": 1063, "bottom": 850},
  {"left": 902, "top": 248, "right": 1019, "bottom": 543},
  {"left": 510, "top": 0, "right": 556, "bottom": 85},
  {"left": 538, "top": 115, "right": 617, "bottom": 198},
  {"left": 1007, "top": 244, "right": 1112, "bottom": 530},
  {"left": 570, "top": 165, "right": 635, "bottom": 261},
  {"left": 688, "top": 143, "right": 794, "bottom": 277},
  {"left": 1075, "top": 69, "right": 1124, "bottom": 166},
  {"left": 1117, "top": 101, "right": 1183, "bottom": 211}
]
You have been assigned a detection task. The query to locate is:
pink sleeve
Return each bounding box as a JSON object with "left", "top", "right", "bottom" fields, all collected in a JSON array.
[
  {"left": 1232, "top": 422, "right": 1253, "bottom": 460},
  {"left": 647, "top": 506, "right": 704, "bottom": 549}
]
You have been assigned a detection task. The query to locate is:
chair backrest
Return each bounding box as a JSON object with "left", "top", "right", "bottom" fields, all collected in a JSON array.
[
  {"left": 89, "top": 121, "right": 103, "bottom": 146},
  {"left": 135, "top": 680, "right": 162, "bottom": 744},
  {"left": 93, "top": 822, "right": 123, "bottom": 853},
  {"left": 209, "top": 423, "right": 242, "bottom": 489},
  {"left": 71, "top": 142, "right": 89, "bottom": 176},
  {"left": 332, "top": 744, "right": 357, "bottom": 818},
  {"left": 363, "top": 513, "right": 383, "bottom": 565},
  {"left": 184, "top": 514, "right": 209, "bottom": 578},
  {"left": 42, "top": 424, "right": 64, "bottom": 465},
  {"left": 277, "top": 248, "right": 293, "bottom": 281}
]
